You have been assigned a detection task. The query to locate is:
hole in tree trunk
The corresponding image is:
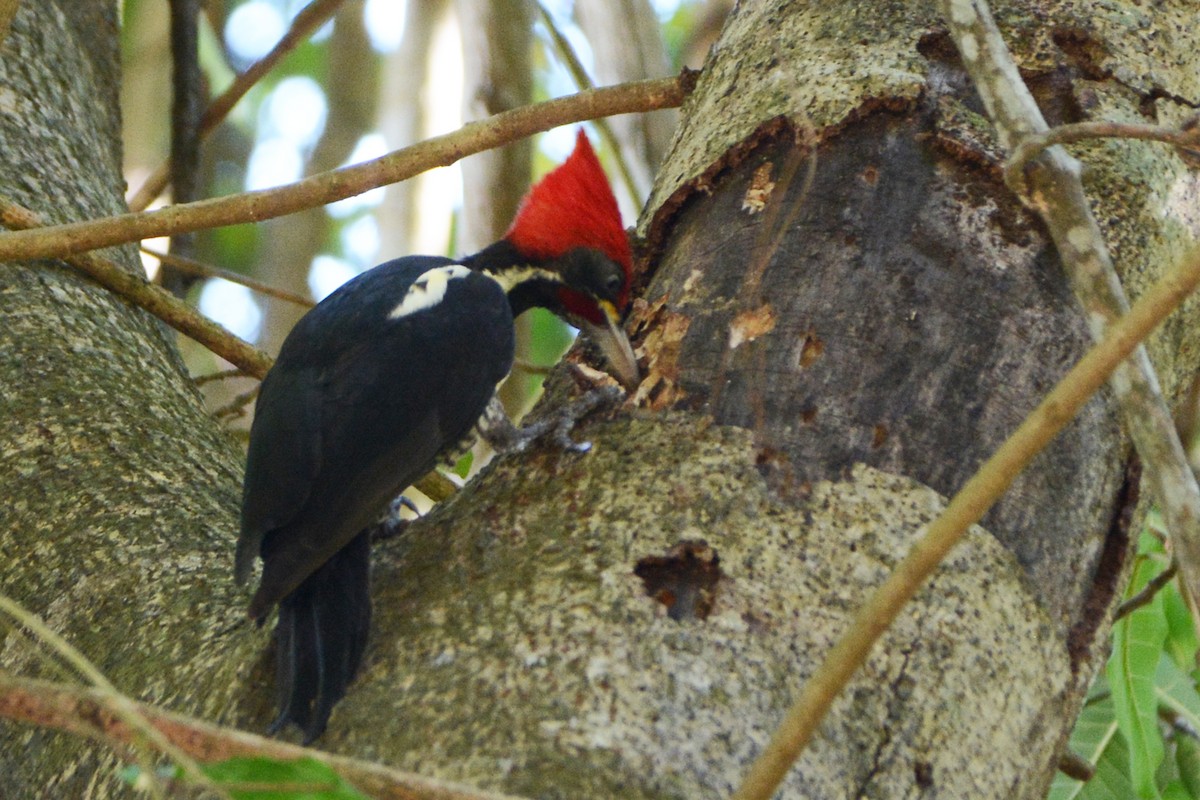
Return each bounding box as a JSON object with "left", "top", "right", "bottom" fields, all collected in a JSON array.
[{"left": 633, "top": 540, "right": 723, "bottom": 621}]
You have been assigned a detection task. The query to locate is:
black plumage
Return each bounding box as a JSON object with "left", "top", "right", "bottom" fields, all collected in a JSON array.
[{"left": 238, "top": 256, "right": 514, "bottom": 741}]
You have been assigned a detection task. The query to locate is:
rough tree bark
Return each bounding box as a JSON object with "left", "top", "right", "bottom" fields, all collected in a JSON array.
[
  {"left": 4, "top": 1, "right": 1200, "bottom": 800},
  {"left": 0, "top": 1, "right": 258, "bottom": 795}
]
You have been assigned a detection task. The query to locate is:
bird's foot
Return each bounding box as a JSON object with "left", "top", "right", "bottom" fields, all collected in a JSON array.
[
  {"left": 479, "top": 386, "right": 623, "bottom": 455},
  {"left": 371, "top": 495, "right": 421, "bottom": 542}
]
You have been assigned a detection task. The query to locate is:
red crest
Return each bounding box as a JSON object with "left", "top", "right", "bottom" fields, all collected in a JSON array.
[{"left": 505, "top": 130, "right": 632, "bottom": 321}]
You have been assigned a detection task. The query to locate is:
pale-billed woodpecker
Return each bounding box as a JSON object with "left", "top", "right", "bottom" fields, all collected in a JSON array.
[{"left": 236, "top": 131, "right": 639, "bottom": 742}]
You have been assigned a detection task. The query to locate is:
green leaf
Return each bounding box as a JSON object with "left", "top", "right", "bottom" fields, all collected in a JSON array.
[
  {"left": 204, "top": 757, "right": 369, "bottom": 800},
  {"left": 1049, "top": 689, "right": 1133, "bottom": 800},
  {"left": 119, "top": 758, "right": 367, "bottom": 799},
  {"left": 527, "top": 307, "right": 573, "bottom": 365},
  {"left": 1157, "top": 653, "right": 1200, "bottom": 733},
  {"left": 1176, "top": 731, "right": 1200, "bottom": 798},
  {"left": 451, "top": 450, "right": 474, "bottom": 479},
  {"left": 1108, "top": 545, "right": 1170, "bottom": 800},
  {"left": 1161, "top": 781, "right": 1192, "bottom": 800},
  {"left": 1161, "top": 578, "right": 1198, "bottom": 672}
]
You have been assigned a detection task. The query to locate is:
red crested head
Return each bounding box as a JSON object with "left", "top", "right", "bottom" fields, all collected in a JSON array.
[{"left": 505, "top": 130, "right": 632, "bottom": 323}]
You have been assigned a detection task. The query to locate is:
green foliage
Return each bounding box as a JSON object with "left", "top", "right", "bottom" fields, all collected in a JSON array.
[
  {"left": 1051, "top": 531, "right": 1200, "bottom": 800},
  {"left": 1047, "top": 687, "right": 1132, "bottom": 800},
  {"left": 451, "top": 449, "right": 474, "bottom": 479},
  {"left": 659, "top": 2, "right": 700, "bottom": 71},
  {"left": 1110, "top": 537, "right": 1170, "bottom": 798},
  {"left": 121, "top": 756, "right": 370, "bottom": 799}
]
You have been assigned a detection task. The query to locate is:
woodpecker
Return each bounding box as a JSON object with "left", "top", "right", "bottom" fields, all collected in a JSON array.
[{"left": 236, "top": 131, "right": 639, "bottom": 742}]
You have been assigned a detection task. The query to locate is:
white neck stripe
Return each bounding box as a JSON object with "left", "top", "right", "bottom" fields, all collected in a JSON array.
[{"left": 482, "top": 264, "right": 560, "bottom": 293}]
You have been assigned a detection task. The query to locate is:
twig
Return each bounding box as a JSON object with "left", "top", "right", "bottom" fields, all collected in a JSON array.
[
  {"left": 212, "top": 386, "right": 261, "bottom": 422},
  {"left": 0, "top": 671, "right": 528, "bottom": 800},
  {"left": 142, "top": 246, "right": 315, "bottom": 308},
  {"left": 941, "top": 0, "right": 1200, "bottom": 635},
  {"left": 0, "top": 200, "right": 274, "bottom": 379},
  {"left": 1005, "top": 120, "right": 1200, "bottom": 191},
  {"left": 194, "top": 368, "right": 249, "bottom": 386},
  {"left": 1057, "top": 750, "right": 1096, "bottom": 782},
  {"left": 1114, "top": 561, "right": 1178, "bottom": 620},
  {"left": 730, "top": 246, "right": 1200, "bottom": 800},
  {"left": 0, "top": 76, "right": 688, "bottom": 263},
  {"left": 0, "top": 597, "right": 230, "bottom": 800},
  {"left": 129, "top": 0, "right": 350, "bottom": 212}
]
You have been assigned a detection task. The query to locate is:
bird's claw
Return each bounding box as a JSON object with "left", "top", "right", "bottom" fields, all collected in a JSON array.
[
  {"left": 371, "top": 495, "right": 421, "bottom": 542},
  {"left": 481, "top": 386, "right": 621, "bottom": 456}
]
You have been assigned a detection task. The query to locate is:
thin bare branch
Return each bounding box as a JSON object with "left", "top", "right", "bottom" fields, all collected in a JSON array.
[
  {"left": 1006, "top": 120, "right": 1200, "bottom": 191},
  {"left": 193, "top": 368, "right": 249, "bottom": 386},
  {"left": 212, "top": 386, "right": 261, "bottom": 422},
  {"left": 0, "top": 671, "right": 528, "bottom": 800},
  {"left": 1114, "top": 560, "right": 1178, "bottom": 620},
  {"left": 142, "top": 246, "right": 315, "bottom": 308},
  {"left": 128, "top": 0, "right": 350, "bottom": 212},
  {"left": 941, "top": 0, "right": 1200, "bottom": 628},
  {"left": 1, "top": 77, "right": 688, "bottom": 264},
  {"left": 731, "top": 245, "right": 1200, "bottom": 800}
]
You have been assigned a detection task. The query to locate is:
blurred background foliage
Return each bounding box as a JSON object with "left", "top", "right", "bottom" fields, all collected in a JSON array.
[
  {"left": 116, "top": 2, "right": 1200, "bottom": 797},
  {"left": 119, "top": 0, "right": 728, "bottom": 423}
]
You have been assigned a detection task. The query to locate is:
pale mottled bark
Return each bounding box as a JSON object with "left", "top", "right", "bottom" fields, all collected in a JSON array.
[{"left": 939, "top": 0, "right": 1200, "bottom": 631}]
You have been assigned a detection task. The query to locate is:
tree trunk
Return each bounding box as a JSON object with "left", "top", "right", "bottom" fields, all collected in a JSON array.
[
  {"left": 0, "top": 3, "right": 258, "bottom": 795},
  {"left": 5, "top": 1, "right": 1200, "bottom": 799}
]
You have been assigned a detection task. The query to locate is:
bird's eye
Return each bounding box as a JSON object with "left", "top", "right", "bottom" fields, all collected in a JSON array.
[{"left": 605, "top": 273, "right": 622, "bottom": 295}]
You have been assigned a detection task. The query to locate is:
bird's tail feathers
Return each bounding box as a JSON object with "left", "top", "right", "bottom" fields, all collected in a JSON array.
[{"left": 267, "top": 530, "right": 371, "bottom": 743}]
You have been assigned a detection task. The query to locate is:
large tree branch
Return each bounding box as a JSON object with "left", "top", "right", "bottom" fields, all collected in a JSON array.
[{"left": 732, "top": 240, "right": 1200, "bottom": 800}]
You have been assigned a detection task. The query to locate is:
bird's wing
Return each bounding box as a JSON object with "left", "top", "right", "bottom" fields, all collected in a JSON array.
[
  {"left": 241, "top": 267, "right": 516, "bottom": 607},
  {"left": 236, "top": 363, "right": 324, "bottom": 583}
]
